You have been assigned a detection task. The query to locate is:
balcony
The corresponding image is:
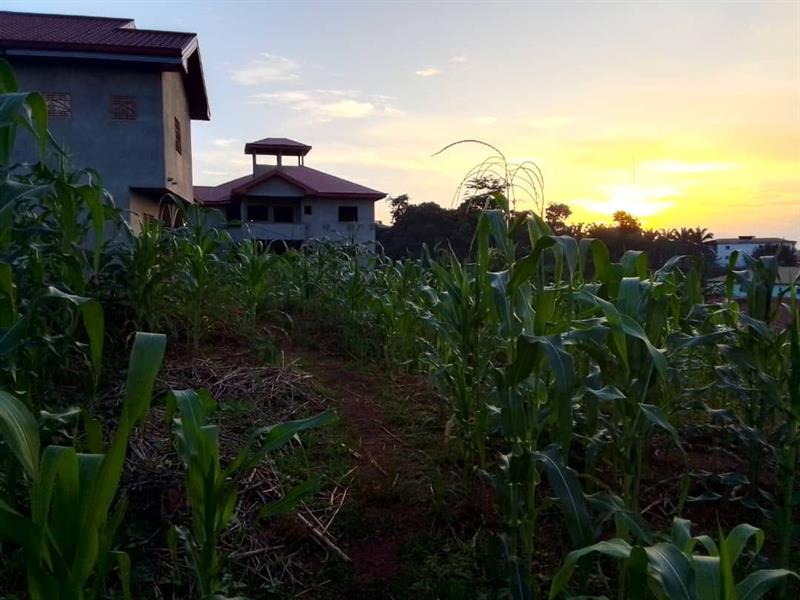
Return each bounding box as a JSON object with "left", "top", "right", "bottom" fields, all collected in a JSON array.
[{"left": 233, "top": 221, "right": 306, "bottom": 241}]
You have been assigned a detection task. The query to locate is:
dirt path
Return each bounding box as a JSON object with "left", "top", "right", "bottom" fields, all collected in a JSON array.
[{"left": 286, "top": 348, "right": 442, "bottom": 596}]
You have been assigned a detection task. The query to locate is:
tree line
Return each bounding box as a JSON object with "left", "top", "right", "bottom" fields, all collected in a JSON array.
[{"left": 377, "top": 178, "right": 797, "bottom": 269}]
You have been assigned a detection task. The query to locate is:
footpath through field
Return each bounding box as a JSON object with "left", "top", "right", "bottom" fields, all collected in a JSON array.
[{"left": 286, "top": 347, "right": 462, "bottom": 597}]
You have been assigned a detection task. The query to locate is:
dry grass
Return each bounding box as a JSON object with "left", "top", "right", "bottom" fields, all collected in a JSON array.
[{"left": 94, "top": 348, "right": 351, "bottom": 597}]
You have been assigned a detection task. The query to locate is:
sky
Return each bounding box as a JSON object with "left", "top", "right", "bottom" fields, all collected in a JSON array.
[{"left": 8, "top": 0, "right": 800, "bottom": 239}]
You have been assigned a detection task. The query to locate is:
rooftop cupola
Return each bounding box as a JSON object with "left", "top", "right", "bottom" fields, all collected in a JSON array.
[{"left": 244, "top": 137, "right": 311, "bottom": 173}]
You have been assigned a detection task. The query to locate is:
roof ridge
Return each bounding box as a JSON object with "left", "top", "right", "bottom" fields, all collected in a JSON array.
[
  {"left": 0, "top": 10, "right": 134, "bottom": 23},
  {"left": 129, "top": 26, "right": 197, "bottom": 38}
]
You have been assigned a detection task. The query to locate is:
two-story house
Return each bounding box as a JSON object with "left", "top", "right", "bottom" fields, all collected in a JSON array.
[
  {"left": 0, "top": 10, "right": 210, "bottom": 231},
  {"left": 194, "top": 138, "right": 385, "bottom": 245}
]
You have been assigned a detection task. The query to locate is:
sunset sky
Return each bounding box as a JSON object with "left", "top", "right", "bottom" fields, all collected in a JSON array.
[{"left": 9, "top": 1, "right": 800, "bottom": 239}]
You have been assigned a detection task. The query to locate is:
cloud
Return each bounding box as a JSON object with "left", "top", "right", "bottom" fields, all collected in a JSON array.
[
  {"left": 645, "top": 160, "right": 738, "bottom": 174},
  {"left": 524, "top": 116, "right": 575, "bottom": 129},
  {"left": 194, "top": 151, "right": 252, "bottom": 185},
  {"left": 414, "top": 67, "right": 440, "bottom": 77},
  {"left": 252, "top": 89, "right": 400, "bottom": 121},
  {"left": 450, "top": 55, "right": 467, "bottom": 64},
  {"left": 321, "top": 99, "right": 375, "bottom": 119},
  {"left": 211, "top": 138, "right": 239, "bottom": 148},
  {"left": 231, "top": 54, "right": 300, "bottom": 85}
]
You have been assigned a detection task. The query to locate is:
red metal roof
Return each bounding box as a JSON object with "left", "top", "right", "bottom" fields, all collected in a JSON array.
[
  {"left": 0, "top": 11, "right": 209, "bottom": 119},
  {"left": 244, "top": 138, "right": 312, "bottom": 156},
  {"left": 0, "top": 11, "right": 195, "bottom": 55},
  {"left": 194, "top": 166, "right": 385, "bottom": 204},
  {"left": 195, "top": 174, "right": 253, "bottom": 204}
]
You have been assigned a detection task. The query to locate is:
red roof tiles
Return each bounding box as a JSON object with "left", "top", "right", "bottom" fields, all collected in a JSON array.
[
  {"left": 244, "top": 138, "right": 312, "bottom": 156},
  {"left": 0, "top": 11, "right": 196, "bottom": 57}
]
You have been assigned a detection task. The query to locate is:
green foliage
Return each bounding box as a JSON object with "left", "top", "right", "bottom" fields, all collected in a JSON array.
[
  {"left": 549, "top": 519, "right": 799, "bottom": 600},
  {"left": 167, "top": 387, "right": 337, "bottom": 597},
  {"left": 0, "top": 61, "right": 796, "bottom": 599},
  {"left": 0, "top": 332, "right": 166, "bottom": 600}
]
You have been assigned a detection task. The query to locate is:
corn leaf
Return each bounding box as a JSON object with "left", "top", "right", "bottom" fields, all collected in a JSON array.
[
  {"left": 534, "top": 447, "right": 593, "bottom": 548},
  {"left": 643, "top": 542, "right": 695, "bottom": 600},
  {"left": 0, "top": 389, "right": 40, "bottom": 478},
  {"left": 259, "top": 477, "right": 321, "bottom": 519},
  {"left": 736, "top": 569, "right": 799, "bottom": 600},
  {"left": 227, "top": 410, "right": 338, "bottom": 475},
  {"left": 549, "top": 539, "right": 632, "bottom": 599}
]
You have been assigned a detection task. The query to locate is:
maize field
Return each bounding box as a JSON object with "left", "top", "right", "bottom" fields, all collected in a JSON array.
[{"left": 0, "top": 60, "right": 797, "bottom": 599}]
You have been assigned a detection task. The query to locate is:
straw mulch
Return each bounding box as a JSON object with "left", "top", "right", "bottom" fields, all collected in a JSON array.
[{"left": 96, "top": 350, "right": 350, "bottom": 597}]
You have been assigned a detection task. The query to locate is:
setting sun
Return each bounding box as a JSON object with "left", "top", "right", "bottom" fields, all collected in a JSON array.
[{"left": 580, "top": 184, "right": 678, "bottom": 220}]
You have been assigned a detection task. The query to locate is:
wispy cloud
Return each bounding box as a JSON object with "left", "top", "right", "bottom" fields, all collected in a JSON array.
[
  {"left": 524, "top": 116, "right": 574, "bottom": 129},
  {"left": 645, "top": 160, "right": 738, "bottom": 174},
  {"left": 450, "top": 55, "right": 467, "bottom": 64},
  {"left": 252, "top": 89, "right": 400, "bottom": 121},
  {"left": 414, "top": 67, "right": 440, "bottom": 77},
  {"left": 194, "top": 151, "right": 252, "bottom": 185},
  {"left": 211, "top": 138, "right": 239, "bottom": 148},
  {"left": 231, "top": 53, "right": 300, "bottom": 85}
]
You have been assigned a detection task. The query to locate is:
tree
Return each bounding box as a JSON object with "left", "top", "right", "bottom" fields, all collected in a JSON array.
[
  {"left": 388, "top": 193, "right": 409, "bottom": 224},
  {"left": 612, "top": 210, "right": 641, "bottom": 233},
  {"left": 460, "top": 175, "right": 507, "bottom": 212},
  {"left": 545, "top": 202, "right": 572, "bottom": 232},
  {"left": 753, "top": 243, "right": 798, "bottom": 266}
]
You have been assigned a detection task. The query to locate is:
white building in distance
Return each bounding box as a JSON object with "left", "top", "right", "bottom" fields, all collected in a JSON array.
[{"left": 709, "top": 236, "right": 796, "bottom": 266}]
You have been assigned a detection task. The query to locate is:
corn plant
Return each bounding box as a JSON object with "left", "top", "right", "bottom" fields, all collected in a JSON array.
[
  {"left": 120, "top": 217, "right": 176, "bottom": 333},
  {"left": 373, "top": 256, "right": 429, "bottom": 371},
  {"left": 549, "top": 518, "right": 798, "bottom": 599},
  {"left": 565, "top": 240, "right": 697, "bottom": 515},
  {"left": 229, "top": 239, "right": 272, "bottom": 332},
  {"left": 423, "top": 249, "right": 496, "bottom": 465},
  {"left": 719, "top": 255, "right": 799, "bottom": 579},
  {"left": 0, "top": 60, "right": 113, "bottom": 399},
  {"left": 714, "top": 255, "right": 794, "bottom": 495},
  {"left": 167, "top": 388, "right": 336, "bottom": 598},
  {"left": 172, "top": 202, "right": 231, "bottom": 352},
  {"left": 0, "top": 332, "right": 166, "bottom": 599}
]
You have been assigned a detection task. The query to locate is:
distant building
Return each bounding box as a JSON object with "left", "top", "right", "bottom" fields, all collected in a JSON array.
[
  {"left": 1, "top": 10, "right": 210, "bottom": 231},
  {"left": 709, "top": 236, "right": 797, "bottom": 266},
  {"left": 194, "top": 138, "right": 385, "bottom": 245},
  {"left": 709, "top": 266, "right": 799, "bottom": 299}
]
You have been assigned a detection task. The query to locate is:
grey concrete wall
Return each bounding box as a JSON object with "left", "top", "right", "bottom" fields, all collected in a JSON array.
[
  {"left": 302, "top": 197, "right": 376, "bottom": 244},
  {"left": 129, "top": 190, "right": 161, "bottom": 234},
  {"left": 229, "top": 195, "right": 376, "bottom": 244},
  {"left": 247, "top": 177, "right": 304, "bottom": 197},
  {"left": 161, "top": 70, "right": 193, "bottom": 202},
  {"left": 10, "top": 60, "right": 166, "bottom": 216}
]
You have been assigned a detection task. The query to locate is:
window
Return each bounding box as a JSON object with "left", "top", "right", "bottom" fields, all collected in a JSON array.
[
  {"left": 304, "top": 205, "right": 312, "bottom": 216},
  {"left": 111, "top": 95, "right": 137, "bottom": 120},
  {"left": 273, "top": 206, "right": 294, "bottom": 223},
  {"left": 174, "top": 117, "right": 182, "bottom": 154},
  {"left": 44, "top": 93, "right": 71, "bottom": 118},
  {"left": 338, "top": 206, "right": 358, "bottom": 222},
  {"left": 247, "top": 205, "right": 270, "bottom": 221}
]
